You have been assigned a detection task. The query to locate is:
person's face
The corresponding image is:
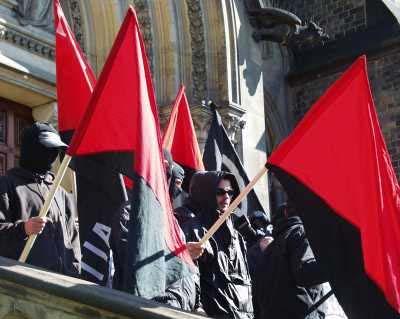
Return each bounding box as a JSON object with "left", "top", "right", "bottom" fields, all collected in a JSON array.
[
  {"left": 175, "top": 178, "right": 183, "bottom": 190},
  {"left": 216, "top": 178, "right": 234, "bottom": 213}
]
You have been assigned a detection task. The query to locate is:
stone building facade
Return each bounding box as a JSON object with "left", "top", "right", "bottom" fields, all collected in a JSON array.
[
  {"left": 0, "top": 0, "right": 398, "bottom": 211},
  {"left": 283, "top": 0, "right": 400, "bottom": 179},
  {"left": 0, "top": 0, "right": 397, "bottom": 318}
]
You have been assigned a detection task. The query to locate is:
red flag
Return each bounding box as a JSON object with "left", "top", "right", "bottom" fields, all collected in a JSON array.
[
  {"left": 55, "top": 1, "right": 125, "bottom": 286},
  {"left": 54, "top": 0, "right": 96, "bottom": 141},
  {"left": 162, "top": 85, "right": 204, "bottom": 171},
  {"left": 268, "top": 56, "right": 400, "bottom": 317},
  {"left": 67, "top": 6, "right": 193, "bottom": 297}
]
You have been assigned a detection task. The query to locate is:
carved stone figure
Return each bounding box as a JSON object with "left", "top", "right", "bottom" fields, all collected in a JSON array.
[{"left": 15, "top": 0, "right": 53, "bottom": 30}]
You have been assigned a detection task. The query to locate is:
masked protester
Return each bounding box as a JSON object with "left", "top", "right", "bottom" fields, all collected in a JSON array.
[
  {"left": 170, "top": 162, "right": 189, "bottom": 209},
  {"left": 252, "top": 202, "right": 328, "bottom": 319},
  {"left": 178, "top": 171, "right": 254, "bottom": 319},
  {"left": 151, "top": 150, "right": 203, "bottom": 312},
  {"left": 0, "top": 122, "right": 81, "bottom": 276}
]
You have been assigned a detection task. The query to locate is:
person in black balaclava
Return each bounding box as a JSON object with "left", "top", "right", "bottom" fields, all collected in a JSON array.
[
  {"left": 170, "top": 162, "right": 184, "bottom": 198},
  {"left": 151, "top": 149, "right": 203, "bottom": 313},
  {"left": 0, "top": 122, "right": 81, "bottom": 276},
  {"left": 170, "top": 162, "right": 189, "bottom": 209}
]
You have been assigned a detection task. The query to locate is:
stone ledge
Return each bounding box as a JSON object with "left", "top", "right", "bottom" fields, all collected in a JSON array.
[{"left": 0, "top": 257, "right": 207, "bottom": 319}]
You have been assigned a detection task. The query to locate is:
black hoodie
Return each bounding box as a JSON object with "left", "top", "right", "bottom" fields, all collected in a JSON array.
[
  {"left": 179, "top": 171, "right": 254, "bottom": 319},
  {"left": 252, "top": 215, "right": 327, "bottom": 319}
]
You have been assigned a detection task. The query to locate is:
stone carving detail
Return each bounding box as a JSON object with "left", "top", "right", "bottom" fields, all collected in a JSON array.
[
  {"left": 65, "top": 0, "right": 86, "bottom": 53},
  {"left": 15, "top": 0, "right": 53, "bottom": 30},
  {"left": 3, "top": 26, "right": 55, "bottom": 60},
  {"left": 6, "top": 0, "right": 86, "bottom": 61},
  {"left": 191, "top": 105, "right": 213, "bottom": 152},
  {"left": 133, "top": 0, "right": 154, "bottom": 72},
  {"left": 186, "top": 0, "right": 207, "bottom": 103},
  {"left": 222, "top": 113, "right": 246, "bottom": 146}
]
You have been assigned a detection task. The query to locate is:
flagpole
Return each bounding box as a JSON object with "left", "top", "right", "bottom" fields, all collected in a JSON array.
[
  {"left": 19, "top": 154, "right": 72, "bottom": 263},
  {"left": 199, "top": 165, "right": 268, "bottom": 245}
]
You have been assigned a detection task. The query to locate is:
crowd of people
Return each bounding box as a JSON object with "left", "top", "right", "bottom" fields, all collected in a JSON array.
[{"left": 0, "top": 122, "right": 335, "bottom": 319}]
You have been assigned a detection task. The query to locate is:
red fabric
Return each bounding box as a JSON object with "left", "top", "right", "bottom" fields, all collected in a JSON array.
[
  {"left": 162, "top": 85, "right": 204, "bottom": 170},
  {"left": 123, "top": 175, "right": 134, "bottom": 190},
  {"left": 54, "top": 0, "right": 96, "bottom": 133},
  {"left": 67, "top": 7, "right": 192, "bottom": 265},
  {"left": 268, "top": 56, "right": 400, "bottom": 313}
]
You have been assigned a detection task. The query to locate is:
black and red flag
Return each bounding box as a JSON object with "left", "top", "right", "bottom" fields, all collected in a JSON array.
[
  {"left": 203, "top": 107, "right": 265, "bottom": 217},
  {"left": 267, "top": 56, "right": 400, "bottom": 318},
  {"left": 54, "top": 0, "right": 126, "bottom": 286},
  {"left": 163, "top": 85, "right": 204, "bottom": 171},
  {"left": 162, "top": 85, "right": 204, "bottom": 192},
  {"left": 67, "top": 6, "right": 194, "bottom": 297}
]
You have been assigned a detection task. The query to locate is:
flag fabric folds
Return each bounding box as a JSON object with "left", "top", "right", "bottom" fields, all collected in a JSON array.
[
  {"left": 203, "top": 108, "right": 265, "bottom": 217},
  {"left": 54, "top": 0, "right": 126, "bottom": 286},
  {"left": 54, "top": 0, "right": 95, "bottom": 143},
  {"left": 67, "top": 6, "right": 193, "bottom": 298},
  {"left": 267, "top": 56, "right": 400, "bottom": 318},
  {"left": 162, "top": 85, "right": 204, "bottom": 171}
]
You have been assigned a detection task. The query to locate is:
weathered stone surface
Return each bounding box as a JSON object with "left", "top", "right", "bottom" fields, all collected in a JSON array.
[{"left": 0, "top": 256, "right": 208, "bottom": 319}]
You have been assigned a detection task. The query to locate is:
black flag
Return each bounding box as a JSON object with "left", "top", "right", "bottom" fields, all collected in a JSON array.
[
  {"left": 203, "top": 107, "right": 265, "bottom": 217},
  {"left": 75, "top": 157, "right": 127, "bottom": 286}
]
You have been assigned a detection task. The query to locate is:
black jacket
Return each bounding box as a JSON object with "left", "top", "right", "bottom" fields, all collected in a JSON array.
[
  {"left": 0, "top": 167, "right": 81, "bottom": 276},
  {"left": 179, "top": 171, "right": 254, "bottom": 319},
  {"left": 252, "top": 216, "right": 327, "bottom": 319}
]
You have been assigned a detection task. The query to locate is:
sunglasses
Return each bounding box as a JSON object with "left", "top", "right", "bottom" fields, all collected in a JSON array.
[{"left": 216, "top": 188, "right": 235, "bottom": 197}]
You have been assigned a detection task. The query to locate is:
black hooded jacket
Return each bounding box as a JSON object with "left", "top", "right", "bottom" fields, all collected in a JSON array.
[
  {"left": 0, "top": 167, "right": 81, "bottom": 276},
  {"left": 179, "top": 171, "right": 254, "bottom": 319},
  {"left": 252, "top": 215, "right": 327, "bottom": 319}
]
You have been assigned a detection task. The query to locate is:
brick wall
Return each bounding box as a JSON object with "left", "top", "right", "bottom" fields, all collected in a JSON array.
[
  {"left": 291, "top": 48, "right": 400, "bottom": 178},
  {"left": 275, "top": 0, "right": 366, "bottom": 40}
]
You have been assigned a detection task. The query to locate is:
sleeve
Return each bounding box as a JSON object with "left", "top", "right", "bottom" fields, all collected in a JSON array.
[
  {"left": 233, "top": 214, "right": 259, "bottom": 247},
  {"left": 181, "top": 219, "right": 214, "bottom": 263},
  {"left": 65, "top": 191, "right": 81, "bottom": 272},
  {"left": 287, "top": 227, "right": 328, "bottom": 287},
  {"left": 0, "top": 178, "right": 27, "bottom": 259}
]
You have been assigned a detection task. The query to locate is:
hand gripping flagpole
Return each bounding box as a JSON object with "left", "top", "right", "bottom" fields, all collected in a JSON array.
[
  {"left": 19, "top": 154, "right": 72, "bottom": 263},
  {"left": 199, "top": 165, "right": 268, "bottom": 246}
]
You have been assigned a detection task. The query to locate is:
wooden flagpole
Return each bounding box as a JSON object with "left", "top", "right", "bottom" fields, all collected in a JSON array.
[{"left": 19, "top": 154, "right": 72, "bottom": 262}]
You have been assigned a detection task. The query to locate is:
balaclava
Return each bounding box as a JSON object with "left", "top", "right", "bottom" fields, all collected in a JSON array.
[
  {"left": 169, "top": 162, "right": 185, "bottom": 199},
  {"left": 20, "top": 122, "right": 67, "bottom": 174}
]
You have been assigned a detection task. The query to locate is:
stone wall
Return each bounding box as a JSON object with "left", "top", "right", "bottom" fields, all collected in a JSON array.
[
  {"left": 277, "top": 0, "right": 366, "bottom": 40},
  {"left": 291, "top": 47, "right": 400, "bottom": 178}
]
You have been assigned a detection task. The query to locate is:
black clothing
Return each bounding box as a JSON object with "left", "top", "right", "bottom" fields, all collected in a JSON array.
[
  {"left": 111, "top": 199, "right": 130, "bottom": 290},
  {"left": 180, "top": 171, "right": 254, "bottom": 319},
  {"left": 20, "top": 122, "right": 67, "bottom": 174},
  {"left": 174, "top": 200, "right": 197, "bottom": 225},
  {"left": 153, "top": 272, "right": 202, "bottom": 312},
  {"left": 169, "top": 162, "right": 185, "bottom": 206},
  {"left": 0, "top": 167, "right": 81, "bottom": 276},
  {"left": 171, "top": 189, "right": 188, "bottom": 210},
  {"left": 252, "top": 216, "right": 327, "bottom": 319},
  {"left": 233, "top": 214, "right": 260, "bottom": 248}
]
